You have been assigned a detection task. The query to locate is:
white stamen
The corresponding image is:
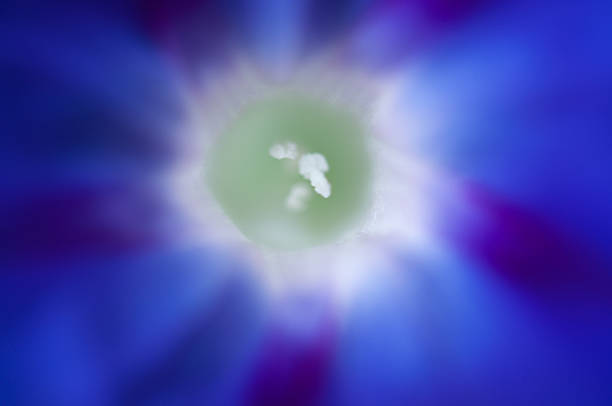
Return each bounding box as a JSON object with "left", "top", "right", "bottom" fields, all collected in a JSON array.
[
  {"left": 269, "top": 142, "right": 298, "bottom": 160},
  {"left": 299, "top": 153, "right": 331, "bottom": 198},
  {"left": 270, "top": 143, "right": 332, "bottom": 203},
  {"left": 286, "top": 183, "right": 312, "bottom": 212}
]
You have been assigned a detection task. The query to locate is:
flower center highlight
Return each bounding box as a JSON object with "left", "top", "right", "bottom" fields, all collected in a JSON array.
[{"left": 206, "top": 92, "right": 372, "bottom": 250}]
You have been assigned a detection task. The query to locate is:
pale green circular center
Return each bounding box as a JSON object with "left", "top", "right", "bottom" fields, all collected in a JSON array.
[{"left": 206, "top": 92, "right": 372, "bottom": 250}]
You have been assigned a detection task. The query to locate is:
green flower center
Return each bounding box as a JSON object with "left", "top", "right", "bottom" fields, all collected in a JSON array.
[{"left": 206, "top": 92, "right": 372, "bottom": 250}]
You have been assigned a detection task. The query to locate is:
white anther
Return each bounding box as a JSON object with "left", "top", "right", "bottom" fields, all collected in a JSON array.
[
  {"left": 269, "top": 142, "right": 298, "bottom": 160},
  {"left": 298, "top": 153, "right": 331, "bottom": 198},
  {"left": 286, "top": 183, "right": 312, "bottom": 212}
]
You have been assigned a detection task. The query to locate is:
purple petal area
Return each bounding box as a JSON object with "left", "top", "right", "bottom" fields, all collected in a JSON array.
[
  {"left": 451, "top": 182, "right": 612, "bottom": 306},
  {"left": 242, "top": 315, "right": 336, "bottom": 406}
]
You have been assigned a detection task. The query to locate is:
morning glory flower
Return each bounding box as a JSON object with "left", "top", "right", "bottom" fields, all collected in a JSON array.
[{"left": 1, "top": 1, "right": 611, "bottom": 405}]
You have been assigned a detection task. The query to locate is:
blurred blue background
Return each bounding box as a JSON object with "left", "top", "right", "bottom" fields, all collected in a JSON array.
[{"left": 1, "top": 1, "right": 612, "bottom": 405}]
